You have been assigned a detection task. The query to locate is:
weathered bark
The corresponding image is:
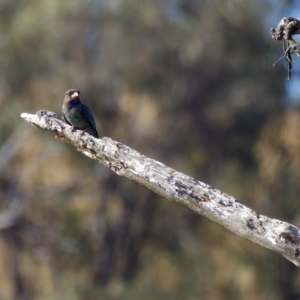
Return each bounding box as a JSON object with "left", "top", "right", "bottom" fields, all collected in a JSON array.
[{"left": 21, "top": 110, "right": 300, "bottom": 266}]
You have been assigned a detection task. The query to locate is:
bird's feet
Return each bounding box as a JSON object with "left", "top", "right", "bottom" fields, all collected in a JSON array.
[{"left": 69, "top": 126, "right": 85, "bottom": 135}]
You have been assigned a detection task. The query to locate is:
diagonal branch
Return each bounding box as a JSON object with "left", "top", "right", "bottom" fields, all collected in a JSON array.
[{"left": 21, "top": 110, "right": 300, "bottom": 266}]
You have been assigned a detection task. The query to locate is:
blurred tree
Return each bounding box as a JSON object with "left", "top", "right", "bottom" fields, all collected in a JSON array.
[{"left": 0, "top": 0, "right": 299, "bottom": 299}]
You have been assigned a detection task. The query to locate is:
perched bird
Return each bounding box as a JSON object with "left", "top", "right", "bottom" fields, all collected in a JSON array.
[{"left": 62, "top": 89, "right": 98, "bottom": 138}]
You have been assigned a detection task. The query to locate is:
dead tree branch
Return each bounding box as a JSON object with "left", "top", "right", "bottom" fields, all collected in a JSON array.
[
  {"left": 271, "top": 17, "right": 300, "bottom": 80},
  {"left": 21, "top": 110, "right": 300, "bottom": 266}
]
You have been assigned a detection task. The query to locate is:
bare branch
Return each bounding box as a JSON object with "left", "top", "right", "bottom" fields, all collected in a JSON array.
[
  {"left": 271, "top": 17, "right": 300, "bottom": 80},
  {"left": 21, "top": 110, "right": 300, "bottom": 266}
]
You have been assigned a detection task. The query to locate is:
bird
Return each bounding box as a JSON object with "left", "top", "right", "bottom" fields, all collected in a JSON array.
[{"left": 62, "top": 89, "right": 99, "bottom": 138}]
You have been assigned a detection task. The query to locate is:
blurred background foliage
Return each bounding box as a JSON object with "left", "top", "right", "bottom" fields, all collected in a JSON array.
[{"left": 0, "top": 0, "right": 300, "bottom": 299}]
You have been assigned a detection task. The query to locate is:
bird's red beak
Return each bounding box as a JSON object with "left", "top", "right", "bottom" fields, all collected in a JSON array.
[{"left": 70, "top": 92, "right": 79, "bottom": 99}]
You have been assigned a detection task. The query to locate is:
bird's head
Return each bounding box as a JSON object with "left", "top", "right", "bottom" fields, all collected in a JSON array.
[{"left": 65, "top": 89, "right": 80, "bottom": 101}]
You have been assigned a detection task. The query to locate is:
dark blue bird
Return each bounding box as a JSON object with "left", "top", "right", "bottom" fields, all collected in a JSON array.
[{"left": 62, "top": 89, "right": 98, "bottom": 138}]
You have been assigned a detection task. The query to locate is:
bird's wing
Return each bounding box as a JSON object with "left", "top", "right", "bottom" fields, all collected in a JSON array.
[
  {"left": 62, "top": 112, "right": 72, "bottom": 125},
  {"left": 81, "top": 104, "right": 97, "bottom": 131}
]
